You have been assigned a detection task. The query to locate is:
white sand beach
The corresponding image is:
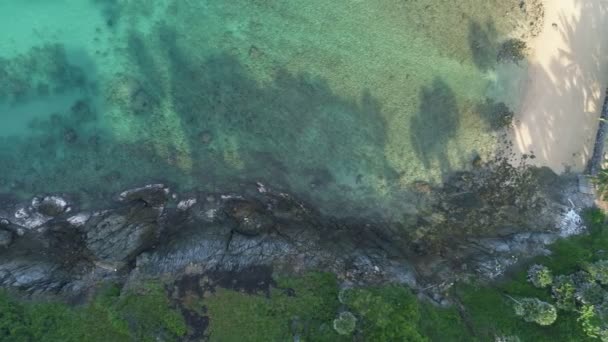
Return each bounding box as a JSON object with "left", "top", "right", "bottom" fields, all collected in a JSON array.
[{"left": 511, "top": 0, "right": 608, "bottom": 172}]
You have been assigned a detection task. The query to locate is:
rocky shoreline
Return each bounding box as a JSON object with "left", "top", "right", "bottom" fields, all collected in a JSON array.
[{"left": 0, "top": 159, "right": 593, "bottom": 305}]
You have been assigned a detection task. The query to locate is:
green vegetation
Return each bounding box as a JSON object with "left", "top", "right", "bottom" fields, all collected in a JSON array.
[
  {"left": 552, "top": 275, "right": 577, "bottom": 310},
  {"left": 340, "top": 285, "right": 426, "bottom": 341},
  {"left": 201, "top": 274, "right": 471, "bottom": 342},
  {"left": 528, "top": 264, "right": 553, "bottom": 288},
  {"left": 1, "top": 209, "right": 607, "bottom": 341},
  {"left": 202, "top": 272, "right": 344, "bottom": 342},
  {"left": 452, "top": 208, "right": 608, "bottom": 341},
  {"left": 455, "top": 282, "right": 588, "bottom": 341},
  {"left": 512, "top": 297, "right": 557, "bottom": 326},
  {"left": 594, "top": 171, "right": 608, "bottom": 200},
  {"left": 585, "top": 260, "right": 608, "bottom": 285},
  {"left": 0, "top": 282, "right": 186, "bottom": 342},
  {"left": 332, "top": 312, "right": 357, "bottom": 335}
]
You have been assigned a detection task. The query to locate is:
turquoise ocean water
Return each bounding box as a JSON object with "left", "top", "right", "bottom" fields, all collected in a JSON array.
[{"left": 0, "top": 0, "right": 532, "bottom": 219}]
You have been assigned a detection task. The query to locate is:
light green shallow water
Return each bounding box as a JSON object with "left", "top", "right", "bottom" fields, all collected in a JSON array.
[{"left": 0, "top": 0, "right": 531, "bottom": 219}]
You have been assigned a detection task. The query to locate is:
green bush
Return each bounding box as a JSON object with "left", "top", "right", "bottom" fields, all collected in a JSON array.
[
  {"left": 203, "top": 272, "right": 345, "bottom": 342},
  {"left": 0, "top": 282, "right": 186, "bottom": 342},
  {"left": 551, "top": 275, "right": 577, "bottom": 311},
  {"left": 111, "top": 283, "right": 187, "bottom": 340},
  {"left": 0, "top": 292, "right": 30, "bottom": 340},
  {"left": 417, "top": 300, "right": 472, "bottom": 342},
  {"left": 574, "top": 280, "right": 605, "bottom": 305},
  {"left": 578, "top": 304, "right": 608, "bottom": 341},
  {"left": 513, "top": 298, "right": 557, "bottom": 326},
  {"left": 527, "top": 264, "right": 553, "bottom": 288},
  {"left": 333, "top": 311, "right": 357, "bottom": 335},
  {"left": 342, "top": 286, "right": 427, "bottom": 341},
  {"left": 585, "top": 260, "right": 608, "bottom": 285}
]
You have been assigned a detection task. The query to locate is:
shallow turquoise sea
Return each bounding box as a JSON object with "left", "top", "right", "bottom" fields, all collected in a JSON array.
[{"left": 0, "top": 0, "right": 531, "bottom": 219}]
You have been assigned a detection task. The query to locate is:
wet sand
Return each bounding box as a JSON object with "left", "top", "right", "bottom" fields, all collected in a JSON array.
[{"left": 512, "top": 0, "right": 608, "bottom": 172}]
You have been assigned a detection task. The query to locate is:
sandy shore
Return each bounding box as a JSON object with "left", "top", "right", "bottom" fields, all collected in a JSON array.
[{"left": 511, "top": 0, "right": 608, "bottom": 173}]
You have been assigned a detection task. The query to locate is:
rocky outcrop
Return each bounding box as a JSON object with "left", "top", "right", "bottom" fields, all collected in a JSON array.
[
  {"left": 0, "top": 163, "right": 593, "bottom": 302},
  {"left": 83, "top": 203, "right": 161, "bottom": 264},
  {"left": 0, "top": 229, "right": 12, "bottom": 248},
  {"left": 116, "top": 184, "right": 170, "bottom": 207},
  {"left": 35, "top": 196, "right": 69, "bottom": 217}
]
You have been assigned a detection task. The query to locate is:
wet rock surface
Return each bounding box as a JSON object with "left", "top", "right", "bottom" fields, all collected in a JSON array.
[
  {"left": 83, "top": 203, "right": 161, "bottom": 263},
  {"left": 117, "top": 184, "right": 170, "bottom": 207},
  {"left": 0, "top": 230, "right": 12, "bottom": 248},
  {"left": 35, "top": 196, "right": 69, "bottom": 217},
  {"left": 0, "top": 163, "right": 594, "bottom": 302}
]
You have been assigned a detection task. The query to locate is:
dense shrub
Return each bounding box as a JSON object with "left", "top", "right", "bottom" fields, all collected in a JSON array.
[
  {"left": 333, "top": 311, "right": 357, "bottom": 335},
  {"left": 552, "top": 275, "right": 577, "bottom": 311},
  {"left": 579, "top": 304, "right": 608, "bottom": 341},
  {"left": 527, "top": 264, "right": 553, "bottom": 288},
  {"left": 0, "top": 283, "right": 186, "bottom": 342},
  {"left": 341, "top": 286, "right": 427, "bottom": 341},
  {"left": 513, "top": 298, "right": 557, "bottom": 326},
  {"left": 586, "top": 260, "right": 608, "bottom": 285}
]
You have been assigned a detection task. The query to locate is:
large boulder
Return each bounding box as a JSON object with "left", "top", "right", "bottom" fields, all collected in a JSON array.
[
  {"left": 83, "top": 203, "right": 161, "bottom": 263},
  {"left": 35, "top": 196, "right": 69, "bottom": 217},
  {"left": 224, "top": 199, "right": 275, "bottom": 236}
]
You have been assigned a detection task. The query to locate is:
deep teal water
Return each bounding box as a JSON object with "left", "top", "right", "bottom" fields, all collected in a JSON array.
[{"left": 0, "top": 0, "right": 532, "bottom": 219}]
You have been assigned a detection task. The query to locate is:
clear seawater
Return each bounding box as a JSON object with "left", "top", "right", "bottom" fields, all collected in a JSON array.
[{"left": 0, "top": 0, "right": 530, "bottom": 219}]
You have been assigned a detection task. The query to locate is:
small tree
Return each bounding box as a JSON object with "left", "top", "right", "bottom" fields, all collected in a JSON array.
[
  {"left": 333, "top": 311, "right": 357, "bottom": 335},
  {"left": 552, "top": 275, "right": 576, "bottom": 311},
  {"left": 527, "top": 264, "right": 553, "bottom": 288},
  {"left": 512, "top": 297, "right": 557, "bottom": 326},
  {"left": 575, "top": 281, "right": 605, "bottom": 305},
  {"left": 578, "top": 304, "right": 608, "bottom": 341}
]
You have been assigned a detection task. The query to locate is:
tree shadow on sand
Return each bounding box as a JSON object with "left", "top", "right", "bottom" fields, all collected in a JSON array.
[
  {"left": 410, "top": 78, "right": 460, "bottom": 175},
  {"left": 510, "top": 0, "right": 608, "bottom": 169},
  {"left": 468, "top": 20, "right": 499, "bottom": 72}
]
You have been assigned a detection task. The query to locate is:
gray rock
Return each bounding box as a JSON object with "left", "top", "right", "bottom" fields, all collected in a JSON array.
[
  {"left": 13, "top": 205, "right": 51, "bottom": 229},
  {"left": 0, "top": 166, "right": 592, "bottom": 298},
  {"left": 118, "top": 184, "right": 170, "bottom": 207},
  {"left": 67, "top": 212, "right": 91, "bottom": 227},
  {"left": 83, "top": 203, "right": 161, "bottom": 263},
  {"left": 0, "top": 259, "right": 65, "bottom": 292},
  {"left": 478, "top": 238, "right": 512, "bottom": 253},
  {"left": 0, "top": 230, "right": 12, "bottom": 248},
  {"left": 36, "top": 196, "right": 69, "bottom": 217},
  {"left": 225, "top": 199, "right": 275, "bottom": 236}
]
